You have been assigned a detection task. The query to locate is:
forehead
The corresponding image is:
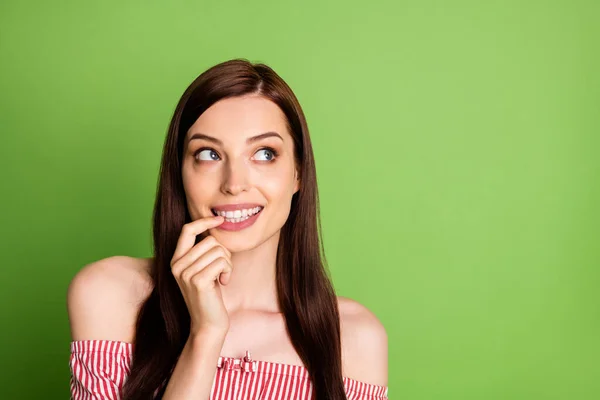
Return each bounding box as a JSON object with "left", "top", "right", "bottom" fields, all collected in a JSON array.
[{"left": 186, "top": 95, "right": 291, "bottom": 143}]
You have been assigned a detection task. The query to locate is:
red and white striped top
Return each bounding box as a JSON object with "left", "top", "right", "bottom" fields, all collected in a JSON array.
[{"left": 70, "top": 340, "right": 389, "bottom": 399}]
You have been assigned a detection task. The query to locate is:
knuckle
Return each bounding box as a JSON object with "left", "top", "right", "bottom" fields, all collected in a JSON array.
[
  {"left": 180, "top": 269, "right": 191, "bottom": 282},
  {"left": 181, "top": 222, "right": 193, "bottom": 234},
  {"left": 217, "top": 256, "right": 229, "bottom": 266},
  {"left": 170, "top": 261, "right": 181, "bottom": 275},
  {"left": 190, "top": 273, "right": 205, "bottom": 286},
  {"left": 203, "top": 235, "right": 217, "bottom": 246},
  {"left": 221, "top": 256, "right": 232, "bottom": 266},
  {"left": 221, "top": 246, "right": 232, "bottom": 257},
  {"left": 216, "top": 246, "right": 228, "bottom": 258}
]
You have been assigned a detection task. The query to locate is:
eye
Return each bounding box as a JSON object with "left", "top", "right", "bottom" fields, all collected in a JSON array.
[
  {"left": 254, "top": 147, "right": 278, "bottom": 162},
  {"left": 194, "top": 148, "right": 220, "bottom": 161}
]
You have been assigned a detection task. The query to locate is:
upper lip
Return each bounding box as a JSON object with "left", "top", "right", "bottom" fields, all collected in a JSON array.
[{"left": 211, "top": 203, "right": 264, "bottom": 212}]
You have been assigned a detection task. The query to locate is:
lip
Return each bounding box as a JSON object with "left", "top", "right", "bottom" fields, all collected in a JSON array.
[{"left": 215, "top": 207, "right": 264, "bottom": 232}]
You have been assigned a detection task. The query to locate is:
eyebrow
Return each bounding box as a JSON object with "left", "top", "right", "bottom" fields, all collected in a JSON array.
[{"left": 187, "top": 131, "right": 284, "bottom": 146}]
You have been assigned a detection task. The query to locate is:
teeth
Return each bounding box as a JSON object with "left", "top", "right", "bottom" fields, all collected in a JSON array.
[{"left": 212, "top": 206, "right": 263, "bottom": 223}]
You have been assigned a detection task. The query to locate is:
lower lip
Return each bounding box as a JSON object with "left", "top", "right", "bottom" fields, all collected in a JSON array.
[{"left": 214, "top": 208, "right": 263, "bottom": 231}]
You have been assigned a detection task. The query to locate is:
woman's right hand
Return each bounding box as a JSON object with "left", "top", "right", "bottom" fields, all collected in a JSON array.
[{"left": 170, "top": 215, "right": 233, "bottom": 337}]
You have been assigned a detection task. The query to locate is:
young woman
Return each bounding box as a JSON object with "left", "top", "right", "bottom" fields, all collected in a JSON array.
[{"left": 67, "top": 58, "right": 389, "bottom": 400}]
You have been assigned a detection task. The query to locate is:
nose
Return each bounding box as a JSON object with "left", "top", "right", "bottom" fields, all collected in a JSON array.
[{"left": 221, "top": 157, "right": 250, "bottom": 196}]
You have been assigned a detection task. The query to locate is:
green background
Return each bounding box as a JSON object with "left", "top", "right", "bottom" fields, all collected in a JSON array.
[{"left": 1, "top": 0, "right": 598, "bottom": 398}]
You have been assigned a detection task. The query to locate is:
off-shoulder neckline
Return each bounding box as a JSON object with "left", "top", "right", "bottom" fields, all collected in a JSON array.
[{"left": 70, "top": 339, "right": 388, "bottom": 394}]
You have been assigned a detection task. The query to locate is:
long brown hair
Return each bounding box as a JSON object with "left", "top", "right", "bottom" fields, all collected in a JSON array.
[{"left": 121, "top": 58, "right": 345, "bottom": 399}]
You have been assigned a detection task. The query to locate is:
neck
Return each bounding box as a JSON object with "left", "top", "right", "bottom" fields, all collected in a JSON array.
[{"left": 220, "top": 230, "right": 280, "bottom": 314}]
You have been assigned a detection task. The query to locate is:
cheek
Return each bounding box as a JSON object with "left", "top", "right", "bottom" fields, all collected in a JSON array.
[
  {"left": 182, "top": 168, "right": 216, "bottom": 214},
  {"left": 257, "top": 165, "right": 295, "bottom": 198},
  {"left": 183, "top": 163, "right": 217, "bottom": 191},
  {"left": 261, "top": 179, "right": 289, "bottom": 201},
  {"left": 259, "top": 173, "right": 296, "bottom": 223}
]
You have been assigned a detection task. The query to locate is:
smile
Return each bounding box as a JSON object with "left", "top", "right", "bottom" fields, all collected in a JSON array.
[{"left": 211, "top": 206, "right": 264, "bottom": 223}]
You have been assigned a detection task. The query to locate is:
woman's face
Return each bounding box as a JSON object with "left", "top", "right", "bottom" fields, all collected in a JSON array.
[{"left": 181, "top": 94, "right": 300, "bottom": 253}]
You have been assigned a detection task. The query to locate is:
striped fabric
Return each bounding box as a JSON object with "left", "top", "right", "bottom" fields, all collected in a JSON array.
[{"left": 70, "top": 340, "right": 389, "bottom": 399}]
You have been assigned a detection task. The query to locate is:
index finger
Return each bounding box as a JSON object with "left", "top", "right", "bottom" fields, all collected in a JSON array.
[{"left": 172, "top": 216, "right": 224, "bottom": 263}]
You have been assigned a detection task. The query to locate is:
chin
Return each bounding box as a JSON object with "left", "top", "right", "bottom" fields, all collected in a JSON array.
[{"left": 208, "top": 231, "right": 261, "bottom": 253}]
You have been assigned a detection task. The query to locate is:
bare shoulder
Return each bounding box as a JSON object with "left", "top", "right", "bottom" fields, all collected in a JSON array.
[
  {"left": 67, "top": 255, "right": 154, "bottom": 343},
  {"left": 338, "top": 296, "right": 388, "bottom": 387}
]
